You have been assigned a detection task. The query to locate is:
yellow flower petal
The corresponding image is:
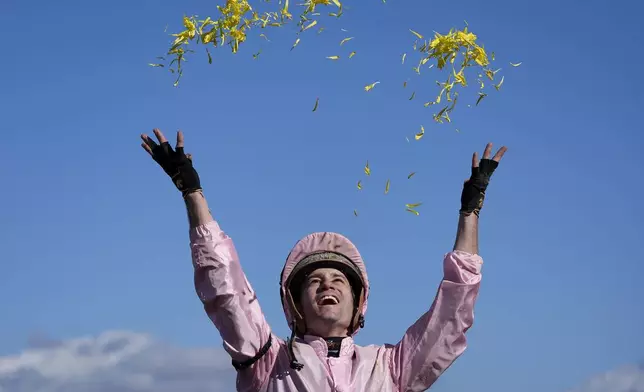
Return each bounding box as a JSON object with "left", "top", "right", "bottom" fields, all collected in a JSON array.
[
  {"left": 494, "top": 75, "right": 504, "bottom": 91},
  {"left": 357, "top": 180, "right": 362, "bottom": 190},
  {"left": 406, "top": 202, "right": 422, "bottom": 208},
  {"left": 384, "top": 179, "right": 390, "bottom": 194},
  {"left": 364, "top": 81, "right": 380, "bottom": 91},
  {"left": 348, "top": 51, "right": 356, "bottom": 58},
  {"left": 326, "top": 55, "right": 340, "bottom": 60},
  {"left": 510, "top": 62, "right": 522, "bottom": 67},
  {"left": 409, "top": 29, "right": 423, "bottom": 39},
  {"left": 402, "top": 53, "right": 407, "bottom": 64},
  {"left": 364, "top": 161, "right": 371, "bottom": 176},
  {"left": 291, "top": 37, "right": 301, "bottom": 51},
  {"left": 406, "top": 208, "right": 420, "bottom": 215},
  {"left": 302, "top": 20, "right": 317, "bottom": 31},
  {"left": 340, "top": 37, "right": 354, "bottom": 45},
  {"left": 415, "top": 125, "right": 425, "bottom": 140}
]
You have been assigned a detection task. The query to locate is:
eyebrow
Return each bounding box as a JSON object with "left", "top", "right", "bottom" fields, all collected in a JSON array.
[{"left": 308, "top": 271, "right": 347, "bottom": 280}]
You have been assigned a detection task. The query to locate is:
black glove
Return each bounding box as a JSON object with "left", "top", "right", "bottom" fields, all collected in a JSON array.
[
  {"left": 151, "top": 142, "right": 202, "bottom": 197},
  {"left": 460, "top": 158, "right": 499, "bottom": 216}
]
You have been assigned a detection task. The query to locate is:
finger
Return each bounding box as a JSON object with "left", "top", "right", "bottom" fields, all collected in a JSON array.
[
  {"left": 472, "top": 152, "right": 479, "bottom": 168},
  {"left": 141, "top": 142, "right": 153, "bottom": 156},
  {"left": 482, "top": 143, "right": 493, "bottom": 159},
  {"left": 176, "top": 130, "right": 184, "bottom": 149},
  {"left": 492, "top": 146, "right": 508, "bottom": 162},
  {"left": 153, "top": 128, "right": 168, "bottom": 144},
  {"left": 140, "top": 134, "right": 158, "bottom": 149}
]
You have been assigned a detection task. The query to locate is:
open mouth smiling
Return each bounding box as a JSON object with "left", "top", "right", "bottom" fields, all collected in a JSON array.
[{"left": 317, "top": 295, "right": 339, "bottom": 306}]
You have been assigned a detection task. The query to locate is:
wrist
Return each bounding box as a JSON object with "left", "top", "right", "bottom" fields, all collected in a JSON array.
[{"left": 183, "top": 189, "right": 204, "bottom": 202}]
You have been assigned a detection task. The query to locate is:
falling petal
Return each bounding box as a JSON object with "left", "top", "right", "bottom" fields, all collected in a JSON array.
[
  {"left": 364, "top": 81, "right": 380, "bottom": 92},
  {"left": 349, "top": 51, "right": 356, "bottom": 58},
  {"left": 357, "top": 180, "right": 362, "bottom": 190},
  {"left": 409, "top": 91, "right": 416, "bottom": 100},
  {"left": 206, "top": 48, "right": 213, "bottom": 64},
  {"left": 402, "top": 53, "right": 407, "bottom": 64},
  {"left": 384, "top": 179, "right": 390, "bottom": 194},
  {"left": 291, "top": 38, "right": 301, "bottom": 50},
  {"left": 364, "top": 161, "right": 371, "bottom": 176},
  {"left": 259, "top": 33, "right": 270, "bottom": 41},
  {"left": 340, "top": 37, "right": 354, "bottom": 45},
  {"left": 327, "top": 55, "right": 340, "bottom": 60},
  {"left": 406, "top": 208, "right": 420, "bottom": 216},
  {"left": 302, "top": 20, "right": 317, "bottom": 31},
  {"left": 494, "top": 76, "right": 504, "bottom": 91},
  {"left": 312, "top": 97, "right": 319, "bottom": 112},
  {"left": 405, "top": 136, "right": 410, "bottom": 142},
  {"left": 354, "top": 209, "right": 358, "bottom": 217},
  {"left": 415, "top": 125, "right": 425, "bottom": 140},
  {"left": 149, "top": 63, "right": 164, "bottom": 67},
  {"left": 403, "top": 81, "right": 407, "bottom": 88},
  {"left": 476, "top": 92, "right": 487, "bottom": 106},
  {"left": 409, "top": 29, "right": 423, "bottom": 39},
  {"left": 318, "top": 27, "right": 325, "bottom": 34},
  {"left": 407, "top": 172, "right": 416, "bottom": 179},
  {"left": 406, "top": 202, "right": 422, "bottom": 208},
  {"left": 510, "top": 62, "right": 522, "bottom": 67},
  {"left": 341, "top": 28, "right": 349, "bottom": 32},
  {"left": 455, "top": 128, "right": 460, "bottom": 133}
]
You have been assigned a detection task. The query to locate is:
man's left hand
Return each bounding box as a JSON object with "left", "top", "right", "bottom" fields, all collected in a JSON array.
[{"left": 460, "top": 142, "right": 508, "bottom": 216}]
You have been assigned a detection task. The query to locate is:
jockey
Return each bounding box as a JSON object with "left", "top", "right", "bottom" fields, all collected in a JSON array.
[{"left": 141, "top": 129, "right": 507, "bottom": 392}]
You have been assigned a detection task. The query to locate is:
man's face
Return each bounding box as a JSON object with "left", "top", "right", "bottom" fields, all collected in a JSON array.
[{"left": 298, "top": 267, "right": 355, "bottom": 338}]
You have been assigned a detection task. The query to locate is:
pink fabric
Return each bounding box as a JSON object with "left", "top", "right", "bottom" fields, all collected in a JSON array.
[
  {"left": 191, "top": 220, "right": 482, "bottom": 392},
  {"left": 281, "top": 232, "right": 369, "bottom": 335}
]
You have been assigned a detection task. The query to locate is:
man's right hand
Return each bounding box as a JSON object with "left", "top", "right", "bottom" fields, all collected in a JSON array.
[{"left": 140, "top": 129, "right": 202, "bottom": 197}]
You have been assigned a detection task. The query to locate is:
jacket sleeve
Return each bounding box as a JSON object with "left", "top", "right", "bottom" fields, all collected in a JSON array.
[
  {"left": 190, "top": 220, "right": 277, "bottom": 386},
  {"left": 386, "top": 250, "right": 482, "bottom": 391}
]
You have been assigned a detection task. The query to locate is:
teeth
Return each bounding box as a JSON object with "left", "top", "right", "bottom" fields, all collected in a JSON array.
[{"left": 319, "top": 295, "right": 339, "bottom": 305}]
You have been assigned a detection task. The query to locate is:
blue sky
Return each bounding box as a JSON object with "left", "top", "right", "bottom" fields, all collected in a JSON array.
[{"left": 1, "top": 0, "right": 643, "bottom": 391}]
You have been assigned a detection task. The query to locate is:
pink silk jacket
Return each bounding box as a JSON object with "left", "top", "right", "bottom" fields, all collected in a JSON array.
[{"left": 190, "top": 220, "right": 483, "bottom": 392}]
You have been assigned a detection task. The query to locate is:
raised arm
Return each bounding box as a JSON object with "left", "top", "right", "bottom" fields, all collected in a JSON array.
[
  {"left": 140, "top": 129, "right": 278, "bottom": 389},
  {"left": 387, "top": 142, "right": 507, "bottom": 391}
]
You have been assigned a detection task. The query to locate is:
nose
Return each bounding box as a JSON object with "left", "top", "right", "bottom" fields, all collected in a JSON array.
[{"left": 318, "top": 277, "right": 333, "bottom": 291}]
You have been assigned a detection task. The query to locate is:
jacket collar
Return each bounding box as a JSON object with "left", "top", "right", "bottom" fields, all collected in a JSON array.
[{"left": 302, "top": 335, "right": 355, "bottom": 359}]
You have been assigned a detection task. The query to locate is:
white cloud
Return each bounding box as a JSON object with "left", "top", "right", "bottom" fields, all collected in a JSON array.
[
  {"left": 571, "top": 363, "right": 644, "bottom": 392},
  {"left": 0, "top": 330, "right": 236, "bottom": 392},
  {"left": 1, "top": 330, "right": 641, "bottom": 392}
]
